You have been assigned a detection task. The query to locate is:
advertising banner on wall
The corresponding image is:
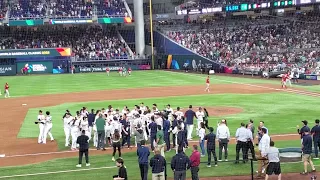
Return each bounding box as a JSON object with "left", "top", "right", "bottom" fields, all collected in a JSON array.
[
  {"left": 0, "top": 48, "right": 71, "bottom": 58},
  {"left": 8, "top": 19, "right": 44, "bottom": 26},
  {"left": 17, "top": 62, "right": 53, "bottom": 74},
  {"left": 76, "top": 65, "right": 151, "bottom": 73},
  {"left": 0, "top": 65, "right": 16, "bottom": 76},
  {"left": 49, "top": 19, "right": 93, "bottom": 25}
]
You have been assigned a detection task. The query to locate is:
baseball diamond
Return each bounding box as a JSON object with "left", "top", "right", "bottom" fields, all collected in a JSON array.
[
  {"left": 0, "top": 70, "right": 319, "bottom": 180},
  {"left": 1, "top": 2, "right": 320, "bottom": 179}
]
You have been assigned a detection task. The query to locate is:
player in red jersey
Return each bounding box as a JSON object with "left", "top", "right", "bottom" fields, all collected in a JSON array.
[
  {"left": 118, "top": 67, "right": 123, "bottom": 76},
  {"left": 128, "top": 67, "right": 132, "bottom": 76},
  {"left": 281, "top": 73, "right": 288, "bottom": 89},
  {"left": 4, "top": 82, "right": 10, "bottom": 98},
  {"left": 106, "top": 67, "right": 110, "bottom": 76},
  {"left": 205, "top": 76, "right": 210, "bottom": 92}
]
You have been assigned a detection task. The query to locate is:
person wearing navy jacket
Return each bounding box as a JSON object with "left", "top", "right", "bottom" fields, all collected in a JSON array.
[
  {"left": 163, "top": 116, "right": 171, "bottom": 152},
  {"left": 205, "top": 127, "right": 218, "bottom": 167},
  {"left": 149, "top": 115, "right": 158, "bottom": 151},
  {"left": 185, "top": 105, "right": 196, "bottom": 140},
  {"left": 137, "top": 140, "right": 150, "bottom": 180},
  {"left": 311, "top": 119, "right": 320, "bottom": 159}
]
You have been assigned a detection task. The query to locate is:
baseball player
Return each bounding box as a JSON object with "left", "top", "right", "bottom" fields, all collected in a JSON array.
[
  {"left": 43, "top": 111, "right": 54, "bottom": 143},
  {"left": 118, "top": 67, "right": 123, "bottom": 76},
  {"left": 81, "top": 116, "right": 90, "bottom": 139},
  {"left": 196, "top": 107, "right": 204, "bottom": 136},
  {"left": 128, "top": 67, "right": 132, "bottom": 76},
  {"left": 122, "top": 66, "right": 127, "bottom": 77},
  {"left": 70, "top": 112, "right": 82, "bottom": 150},
  {"left": 174, "top": 107, "right": 184, "bottom": 120},
  {"left": 63, "top": 113, "right": 73, "bottom": 147},
  {"left": 281, "top": 73, "right": 288, "bottom": 89},
  {"left": 106, "top": 66, "right": 110, "bottom": 76},
  {"left": 286, "top": 72, "right": 292, "bottom": 87},
  {"left": 4, "top": 82, "right": 10, "bottom": 98},
  {"left": 37, "top": 110, "right": 46, "bottom": 144},
  {"left": 205, "top": 76, "right": 210, "bottom": 92}
]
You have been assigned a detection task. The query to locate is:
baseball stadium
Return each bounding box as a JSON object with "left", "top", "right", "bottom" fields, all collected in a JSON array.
[{"left": 0, "top": 0, "right": 320, "bottom": 180}]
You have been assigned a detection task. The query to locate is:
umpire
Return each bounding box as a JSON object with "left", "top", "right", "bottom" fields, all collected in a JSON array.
[{"left": 76, "top": 130, "right": 90, "bottom": 167}]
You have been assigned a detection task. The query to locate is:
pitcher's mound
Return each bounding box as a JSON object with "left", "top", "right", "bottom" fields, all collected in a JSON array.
[{"left": 204, "top": 107, "right": 243, "bottom": 116}]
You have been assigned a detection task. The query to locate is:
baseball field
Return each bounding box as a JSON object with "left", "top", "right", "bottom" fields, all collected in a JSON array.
[{"left": 0, "top": 70, "right": 320, "bottom": 180}]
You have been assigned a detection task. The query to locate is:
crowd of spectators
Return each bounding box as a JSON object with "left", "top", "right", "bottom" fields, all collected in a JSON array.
[
  {"left": 0, "top": 25, "right": 129, "bottom": 59},
  {"left": 3, "top": 0, "right": 126, "bottom": 19},
  {"left": 10, "top": 0, "right": 47, "bottom": 19},
  {"left": 0, "top": 1, "right": 8, "bottom": 19},
  {"left": 166, "top": 15, "right": 320, "bottom": 69}
]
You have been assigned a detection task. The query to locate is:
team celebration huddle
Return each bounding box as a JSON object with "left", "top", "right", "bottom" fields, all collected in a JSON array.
[{"left": 35, "top": 102, "right": 292, "bottom": 180}]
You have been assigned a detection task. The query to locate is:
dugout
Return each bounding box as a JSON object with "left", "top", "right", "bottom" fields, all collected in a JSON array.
[{"left": 0, "top": 48, "right": 72, "bottom": 76}]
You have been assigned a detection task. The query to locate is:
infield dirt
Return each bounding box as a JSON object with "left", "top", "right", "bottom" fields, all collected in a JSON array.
[{"left": 0, "top": 83, "right": 314, "bottom": 179}]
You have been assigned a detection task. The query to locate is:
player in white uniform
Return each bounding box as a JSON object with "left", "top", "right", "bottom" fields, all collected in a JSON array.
[
  {"left": 81, "top": 117, "right": 90, "bottom": 139},
  {"left": 196, "top": 107, "right": 204, "bottom": 136},
  {"left": 175, "top": 107, "right": 184, "bottom": 120},
  {"left": 70, "top": 112, "right": 82, "bottom": 150},
  {"left": 63, "top": 113, "right": 73, "bottom": 147},
  {"left": 166, "top": 104, "right": 174, "bottom": 121},
  {"left": 43, "top": 111, "right": 54, "bottom": 143},
  {"left": 37, "top": 110, "right": 46, "bottom": 144},
  {"left": 93, "top": 110, "right": 101, "bottom": 147}
]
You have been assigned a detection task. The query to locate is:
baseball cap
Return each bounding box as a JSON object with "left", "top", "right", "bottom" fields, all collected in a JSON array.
[
  {"left": 316, "top": 119, "right": 320, "bottom": 124},
  {"left": 302, "top": 120, "right": 308, "bottom": 125}
]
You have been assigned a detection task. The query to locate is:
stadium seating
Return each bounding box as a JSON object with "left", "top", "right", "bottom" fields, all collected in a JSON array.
[
  {"left": 96, "top": 0, "right": 126, "bottom": 17},
  {"left": 9, "top": 0, "right": 47, "bottom": 19},
  {"left": 0, "top": 1, "right": 8, "bottom": 19},
  {"left": 0, "top": 25, "right": 129, "bottom": 60},
  {"left": 165, "top": 15, "right": 320, "bottom": 68},
  {"left": 6, "top": 0, "right": 126, "bottom": 19}
]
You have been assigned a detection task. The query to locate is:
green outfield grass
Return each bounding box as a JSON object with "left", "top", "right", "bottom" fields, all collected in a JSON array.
[
  {"left": 0, "top": 140, "right": 317, "bottom": 180},
  {"left": 18, "top": 93, "right": 320, "bottom": 150},
  {"left": 4, "top": 70, "right": 320, "bottom": 179},
  {"left": 0, "top": 71, "right": 318, "bottom": 98}
]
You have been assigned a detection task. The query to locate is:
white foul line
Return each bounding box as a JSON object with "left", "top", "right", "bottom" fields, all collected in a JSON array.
[
  {"left": 2, "top": 147, "right": 113, "bottom": 158},
  {"left": 164, "top": 71, "right": 320, "bottom": 97},
  {"left": 0, "top": 166, "right": 117, "bottom": 179}
]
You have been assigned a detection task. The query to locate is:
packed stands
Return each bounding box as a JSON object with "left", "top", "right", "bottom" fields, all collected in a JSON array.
[
  {"left": 0, "top": 25, "right": 129, "bottom": 60},
  {"left": 9, "top": 0, "right": 47, "bottom": 19},
  {"left": 48, "top": 0, "right": 93, "bottom": 18},
  {"left": 6, "top": 0, "right": 126, "bottom": 19},
  {"left": 96, "top": 0, "right": 126, "bottom": 17},
  {"left": 0, "top": 1, "right": 8, "bottom": 19},
  {"left": 165, "top": 15, "right": 320, "bottom": 69}
]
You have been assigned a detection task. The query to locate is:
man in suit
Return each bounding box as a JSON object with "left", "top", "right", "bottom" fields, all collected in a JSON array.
[{"left": 76, "top": 130, "right": 90, "bottom": 167}]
